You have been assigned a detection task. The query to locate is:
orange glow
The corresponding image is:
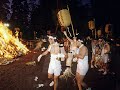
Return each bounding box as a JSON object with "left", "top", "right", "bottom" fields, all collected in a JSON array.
[{"left": 0, "top": 23, "right": 29, "bottom": 60}]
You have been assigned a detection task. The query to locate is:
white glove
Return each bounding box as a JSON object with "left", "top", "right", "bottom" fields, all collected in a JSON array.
[
  {"left": 73, "top": 58, "right": 77, "bottom": 62},
  {"left": 37, "top": 55, "right": 42, "bottom": 62}
]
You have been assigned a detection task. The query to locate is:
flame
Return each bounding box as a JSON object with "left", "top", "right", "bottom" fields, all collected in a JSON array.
[{"left": 0, "top": 22, "right": 29, "bottom": 60}]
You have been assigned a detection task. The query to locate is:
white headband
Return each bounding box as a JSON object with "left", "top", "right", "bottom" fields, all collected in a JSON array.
[
  {"left": 47, "top": 35, "right": 56, "bottom": 39},
  {"left": 78, "top": 39, "right": 83, "bottom": 43}
]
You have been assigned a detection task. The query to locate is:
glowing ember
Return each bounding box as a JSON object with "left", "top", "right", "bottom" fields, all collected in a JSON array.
[{"left": 0, "top": 22, "right": 29, "bottom": 63}]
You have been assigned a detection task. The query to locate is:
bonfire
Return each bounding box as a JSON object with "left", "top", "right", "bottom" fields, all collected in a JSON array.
[{"left": 0, "top": 22, "right": 29, "bottom": 65}]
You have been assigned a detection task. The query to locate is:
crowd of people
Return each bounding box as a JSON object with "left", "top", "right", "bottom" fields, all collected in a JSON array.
[
  {"left": 90, "top": 38, "right": 110, "bottom": 74},
  {"left": 33, "top": 28, "right": 119, "bottom": 90}
]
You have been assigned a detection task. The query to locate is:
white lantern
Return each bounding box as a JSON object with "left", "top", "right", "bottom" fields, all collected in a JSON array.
[{"left": 57, "top": 9, "right": 71, "bottom": 27}]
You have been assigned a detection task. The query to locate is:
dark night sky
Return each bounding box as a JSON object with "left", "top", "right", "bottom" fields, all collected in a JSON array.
[
  {"left": 1, "top": 0, "right": 119, "bottom": 38},
  {"left": 40, "top": 0, "right": 120, "bottom": 37},
  {"left": 91, "top": 0, "right": 120, "bottom": 37}
]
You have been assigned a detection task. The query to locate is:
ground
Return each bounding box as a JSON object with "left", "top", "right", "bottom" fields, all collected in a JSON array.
[{"left": 0, "top": 50, "right": 117, "bottom": 90}]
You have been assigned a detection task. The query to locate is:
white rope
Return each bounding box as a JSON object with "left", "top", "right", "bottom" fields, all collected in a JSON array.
[
  {"left": 60, "top": 68, "right": 75, "bottom": 80},
  {"left": 67, "top": 27, "right": 72, "bottom": 37}
]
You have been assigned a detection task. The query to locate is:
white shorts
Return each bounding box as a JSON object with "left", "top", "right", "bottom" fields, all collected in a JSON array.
[
  {"left": 48, "top": 54, "right": 62, "bottom": 76},
  {"left": 76, "top": 56, "right": 89, "bottom": 75}
]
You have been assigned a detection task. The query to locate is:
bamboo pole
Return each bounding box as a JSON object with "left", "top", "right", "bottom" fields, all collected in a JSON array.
[
  {"left": 67, "top": 5, "right": 75, "bottom": 37},
  {"left": 67, "top": 27, "right": 72, "bottom": 37}
]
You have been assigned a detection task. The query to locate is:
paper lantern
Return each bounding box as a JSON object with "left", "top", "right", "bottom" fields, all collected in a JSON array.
[
  {"left": 97, "top": 30, "right": 102, "bottom": 36},
  {"left": 105, "top": 24, "right": 111, "bottom": 33},
  {"left": 57, "top": 9, "right": 71, "bottom": 27},
  {"left": 88, "top": 20, "right": 95, "bottom": 30}
]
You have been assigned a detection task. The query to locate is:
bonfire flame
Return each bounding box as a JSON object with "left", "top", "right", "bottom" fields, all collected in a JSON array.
[{"left": 0, "top": 23, "right": 29, "bottom": 62}]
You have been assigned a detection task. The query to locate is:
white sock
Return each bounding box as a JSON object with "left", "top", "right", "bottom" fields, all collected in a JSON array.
[{"left": 49, "top": 81, "right": 54, "bottom": 86}]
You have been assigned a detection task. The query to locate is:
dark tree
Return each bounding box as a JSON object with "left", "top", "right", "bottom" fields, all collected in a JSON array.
[{"left": 0, "top": 0, "right": 11, "bottom": 21}]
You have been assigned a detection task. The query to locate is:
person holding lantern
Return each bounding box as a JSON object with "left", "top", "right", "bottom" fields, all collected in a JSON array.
[
  {"left": 60, "top": 31, "right": 78, "bottom": 79},
  {"left": 75, "top": 39, "right": 89, "bottom": 90}
]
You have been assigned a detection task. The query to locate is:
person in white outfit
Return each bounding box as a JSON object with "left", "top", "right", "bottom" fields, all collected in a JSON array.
[
  {"left": 59, "top": 31, "right": 78, "bottom": 79},
  {"left": 37, "top": 35, "right": 65, "bottom": 90},
  {"left": 63, "top": 31, "right": 78, "bottom": 66},
  {"left": 75, "top": 39, "right": 89, "bottom": 90}
]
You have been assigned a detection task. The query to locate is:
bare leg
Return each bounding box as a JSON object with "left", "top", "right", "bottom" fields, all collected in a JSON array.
[
  {"left": 76, "top": 72, "right": 87, "bottom": 90},
  {"left": 36, "top": 73, "right": 53, "bottom": 88},
  {"left": 81, "top": 76, "right": 87, "bottom": 88},
  {"left": 54, "top": 75, "right": 59, "bottom": 90},
  {"left": 48, "top": 73, "right": 59, "bottom": 90},
  {"left": 76, "top": 72, "right": 82, "bottom": 90},
  {"left": 90, "top": 60, "right": 94, "bottom": 68},
  {"left": 103, "top": 63, "right": 108, "bottom": 75},
  {"left": 94, "top": 60, "right": 98, "bottom": 68},
  {"left": 48, "top": 73, "right": 54, "bottom": 86},
  {"left": 48, "top": 73, "right": 53, "bottom": 79}
]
